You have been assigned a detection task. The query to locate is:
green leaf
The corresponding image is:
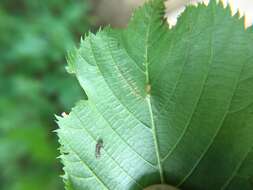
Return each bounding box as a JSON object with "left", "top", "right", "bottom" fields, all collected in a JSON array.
[{"left": 57, "top": 0, "right": 253, "bottom": 189}]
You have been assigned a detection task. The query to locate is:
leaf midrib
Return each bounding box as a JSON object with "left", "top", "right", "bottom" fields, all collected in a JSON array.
[{"left": 144, "top": 7, "right": 165, "bottom": 183}]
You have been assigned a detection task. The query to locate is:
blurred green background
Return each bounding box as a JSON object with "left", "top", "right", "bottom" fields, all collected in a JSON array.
[{"left": 0, "top": 0, "right": 92, "bottom": 189}]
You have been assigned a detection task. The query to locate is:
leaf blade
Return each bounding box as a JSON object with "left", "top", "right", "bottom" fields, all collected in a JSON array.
[{"left": 58, "top": 1, "right": 253, "bottom": 189}]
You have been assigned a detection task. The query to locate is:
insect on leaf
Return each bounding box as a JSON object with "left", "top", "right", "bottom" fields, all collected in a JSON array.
[
  {"left": 95, "top": 138, "right": 103, "bottom": 159},
  {"left": 57, "top": 0, "right": 253, "bottom": 189}
]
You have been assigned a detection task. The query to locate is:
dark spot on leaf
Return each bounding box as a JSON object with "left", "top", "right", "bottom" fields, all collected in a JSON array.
[{"left": 95, "top": 138, "right": 103, "bottom": 159}]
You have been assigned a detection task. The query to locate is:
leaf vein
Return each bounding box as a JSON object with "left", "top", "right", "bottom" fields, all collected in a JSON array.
[
  {"left": 103, "top": 35, "right": 144, "bottom": 99},
  {"left": 62, "top": 137, "right": 110, "bottom": 190},
  {"left": 221, "top": 147, "right": 253, "bottom": 190},
  {"left": 73, "top": 110, "right": 144, "bottom": 189},
  {"left": 87, "top": 37, "right": 152, "bottom": 131},
  {"left": 176, "top": 52, "right": 251, "bottom": 187},
  {"left": 87, "top": 100, "right": 157, "bottom": 168},
  {"left": 144, "top": 7, "right": 165, "bottom": 183}
]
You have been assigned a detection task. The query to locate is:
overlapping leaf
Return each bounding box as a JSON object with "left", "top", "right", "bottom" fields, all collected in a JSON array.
[{"left": 57, "top": 0, "right": 253, "bottom": 189}]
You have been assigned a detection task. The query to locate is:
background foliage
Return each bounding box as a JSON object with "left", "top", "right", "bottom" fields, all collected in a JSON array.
[{"left": 0, "top": 0, "right": 91, "bottom": 189}]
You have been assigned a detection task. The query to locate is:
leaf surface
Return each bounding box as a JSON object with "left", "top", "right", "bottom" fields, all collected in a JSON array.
[{"left": 57, "top": 1, "right": 253, "bottom": 189}]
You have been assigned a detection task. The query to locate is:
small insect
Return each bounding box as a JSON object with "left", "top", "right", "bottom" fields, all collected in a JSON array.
[{"left": 95, "top": 138, "right": 104, "bottom": 159}]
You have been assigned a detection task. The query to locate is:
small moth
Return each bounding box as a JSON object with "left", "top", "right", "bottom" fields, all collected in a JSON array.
[{"left": 95, "top": 138, "right": 103, "bottom": 159}]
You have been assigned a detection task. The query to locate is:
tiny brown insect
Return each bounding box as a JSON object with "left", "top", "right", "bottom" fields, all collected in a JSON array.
[{"left": 95, "top": 138, "right": 103, "bottom": 159}]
